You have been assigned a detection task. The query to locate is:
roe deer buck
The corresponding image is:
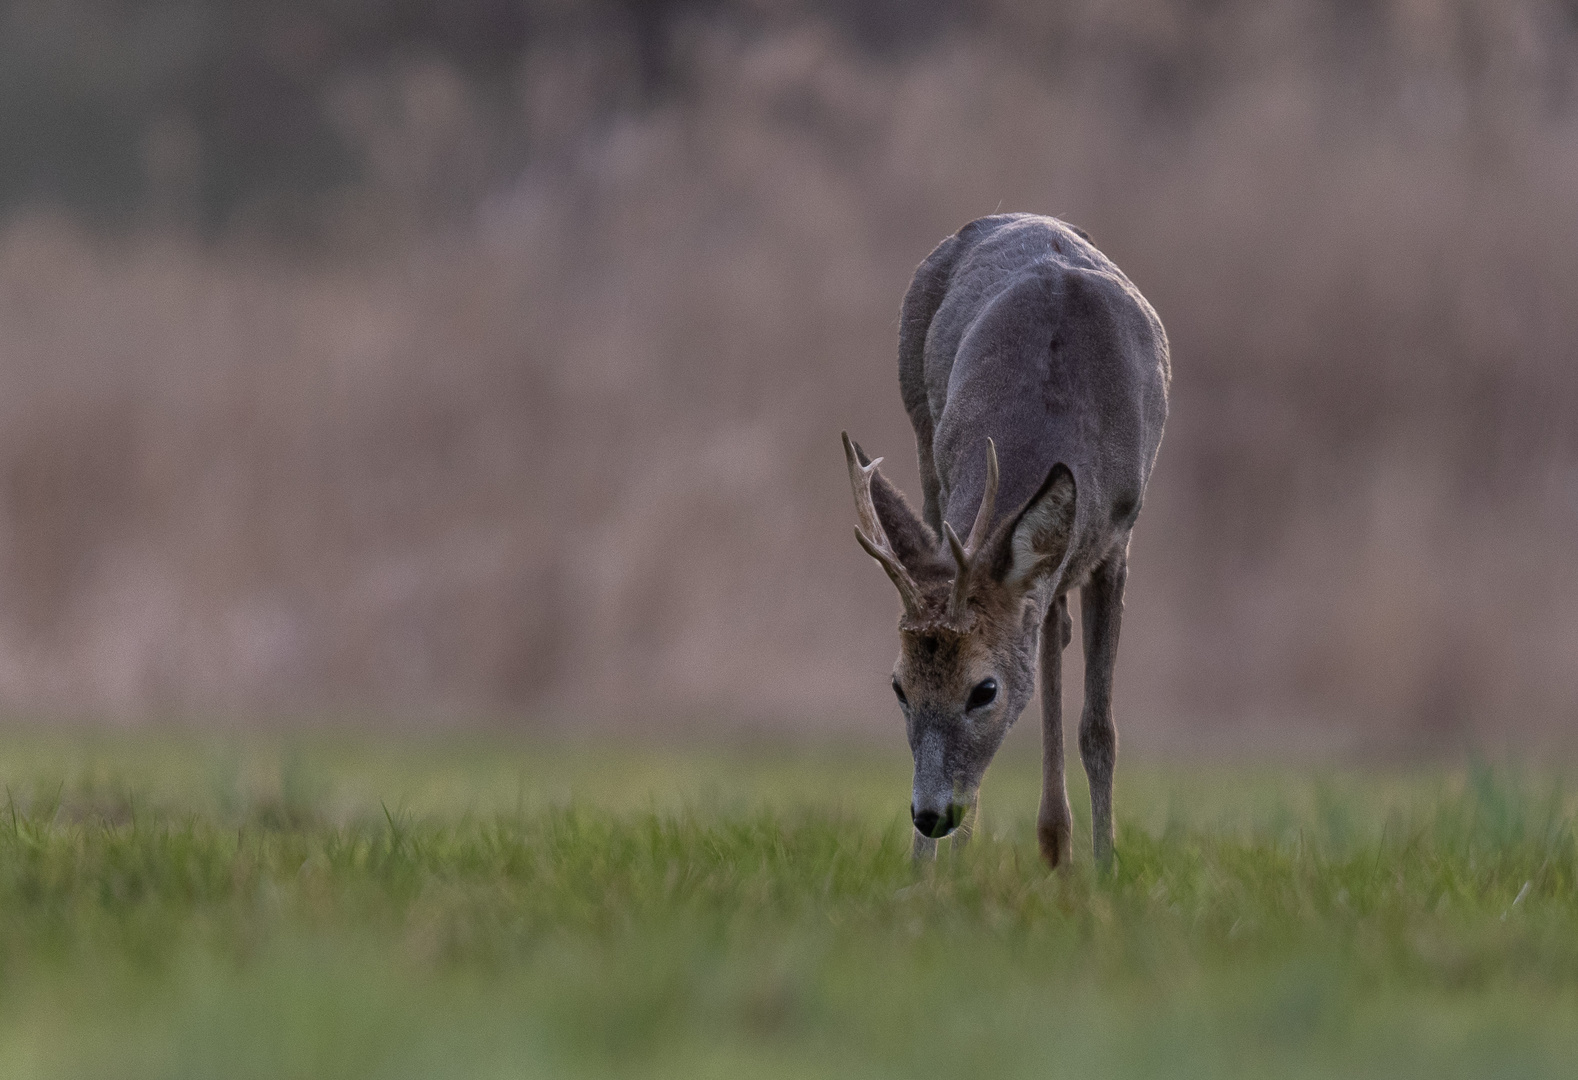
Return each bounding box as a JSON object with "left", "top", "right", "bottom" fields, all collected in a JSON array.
[{"left": 844, "top": 214, "right": 1168, "bottom": 867}]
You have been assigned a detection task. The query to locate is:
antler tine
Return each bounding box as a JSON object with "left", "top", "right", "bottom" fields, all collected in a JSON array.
[
  {"left": 962, "top": 437, "right": 998, "bottom": 558},
  {"left": 944, "top": 438, "right": 997, "bottom": 621},
  {"left": 842, "top": 432, "right": 923, "bottom": 613},
  {"left": 943, "top": 520, "right": 969, "bottom": 575},
  {"left": 841, "top": 433, "right": 883, "bottom": 541},
  {"left": 854, "top": 529, "right": 924, "bottom": 614},
  {"left": 944, "top": 520, "right": 973, "bottom": 620}
]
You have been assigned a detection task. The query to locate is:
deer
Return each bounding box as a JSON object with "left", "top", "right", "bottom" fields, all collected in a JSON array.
[{"left": 843, "top": 213, "right": 1169, "bottom": 868}]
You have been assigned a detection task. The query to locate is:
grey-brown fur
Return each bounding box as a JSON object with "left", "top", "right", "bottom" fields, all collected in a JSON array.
[{"left": 846, "top": 213, "right": 1168, "bottom": 867}]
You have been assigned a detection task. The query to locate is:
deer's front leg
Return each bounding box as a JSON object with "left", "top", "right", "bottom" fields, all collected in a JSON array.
[
  {"left": 1080, "top": 547, "right": 1127, "bottom": 866},
  {"left": 1037, "top": 594, "right": 1074, "bottom": 868}
]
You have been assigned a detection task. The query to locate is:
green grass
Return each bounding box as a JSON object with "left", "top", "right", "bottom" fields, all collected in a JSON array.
[{"left": 0, "top": 731, "right": 1573, "bottom": 1078}]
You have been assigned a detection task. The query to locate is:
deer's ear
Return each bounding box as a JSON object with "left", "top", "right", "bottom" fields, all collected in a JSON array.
[
  {"left": 1002, "top": 463, "right": 1076, "bottom": 589},
  {"left": 851, "top": 440, "right": 938, "bottom": 571}
]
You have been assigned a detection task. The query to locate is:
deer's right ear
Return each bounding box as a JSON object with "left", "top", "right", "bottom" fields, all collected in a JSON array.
[
  {"left": 844, "top": 434, "right": 937, "bottom": 570},
  {"left": 1002, "top": 463, "right": 1076, "bottom": 589}
]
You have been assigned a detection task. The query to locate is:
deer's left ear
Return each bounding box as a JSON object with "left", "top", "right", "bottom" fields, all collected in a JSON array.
[{"left": 1001, "top": 463, "right": 1076, "bottom": 589}]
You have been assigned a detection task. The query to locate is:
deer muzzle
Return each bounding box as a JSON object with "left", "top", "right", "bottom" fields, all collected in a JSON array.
[
  {"left": 911, "top": 730, "right": 970, "bottom": 838},
  {"left": 911, "top": 801, "right": 968, "bottom": 839}
]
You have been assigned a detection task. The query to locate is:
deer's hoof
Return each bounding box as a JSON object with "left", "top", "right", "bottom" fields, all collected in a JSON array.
[{"left": 1037, "top": 815, "right": 1071, "bottom": 869}]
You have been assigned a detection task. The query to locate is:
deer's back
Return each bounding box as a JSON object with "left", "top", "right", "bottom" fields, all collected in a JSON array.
[{"left": 899, "top": 214, "right": 1169, "bottom": 587}]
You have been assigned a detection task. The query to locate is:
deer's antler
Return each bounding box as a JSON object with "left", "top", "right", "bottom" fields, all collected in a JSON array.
[
  {"left": 843, "top": 432, "right": 923, "bottom": 615},
  {"left": 946, "top": 437, "right": 998, "bottom": 619}
]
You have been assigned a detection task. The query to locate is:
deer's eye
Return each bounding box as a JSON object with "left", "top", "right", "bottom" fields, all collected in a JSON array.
[
  {"left": 892, "top": 678, "right": 909, "bottom": 707},
  {"left": 966, "top": 678, "right": 998, "bottom": 711}
]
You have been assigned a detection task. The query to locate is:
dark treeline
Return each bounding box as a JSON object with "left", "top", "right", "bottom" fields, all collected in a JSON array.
[{"left": 11, "top": 0, "right": 1577, "bottom": 230}]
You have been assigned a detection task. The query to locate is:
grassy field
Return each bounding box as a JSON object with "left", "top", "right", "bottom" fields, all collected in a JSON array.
[{"left": 0, "top": 731, "right": 1573, "bottom": 1078}]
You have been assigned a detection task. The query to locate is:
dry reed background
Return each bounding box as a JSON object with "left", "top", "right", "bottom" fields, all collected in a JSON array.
[{"left": 0, "top": 0, "right": 1575, "bottom": 750}]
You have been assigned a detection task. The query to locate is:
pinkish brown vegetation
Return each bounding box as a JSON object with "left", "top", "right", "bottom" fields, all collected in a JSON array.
[{"left": 0, "top": 1, "right": 1575, "bottom": 748}]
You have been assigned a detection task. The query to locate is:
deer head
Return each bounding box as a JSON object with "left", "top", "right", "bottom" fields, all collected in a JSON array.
[{"left": 843, "top": 432, "right": 1076, "bottom": 840}]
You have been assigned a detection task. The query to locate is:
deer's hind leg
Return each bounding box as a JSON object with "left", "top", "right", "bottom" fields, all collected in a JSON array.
[
  {"left": 1037, "top": 594, "right": 1074, "bottom": 868},
  {"left": 1080, "top": 546, "right": 1128, "bottom": 866}
]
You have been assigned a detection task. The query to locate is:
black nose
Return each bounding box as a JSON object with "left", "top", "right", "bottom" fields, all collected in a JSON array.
[{"left": 911, "top": 804, "right": 965, "bottom": 839}]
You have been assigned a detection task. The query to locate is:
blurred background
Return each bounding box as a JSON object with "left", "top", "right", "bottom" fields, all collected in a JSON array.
[{"left": 0, "top": 0, "right": 1574, "bottom": 752}]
